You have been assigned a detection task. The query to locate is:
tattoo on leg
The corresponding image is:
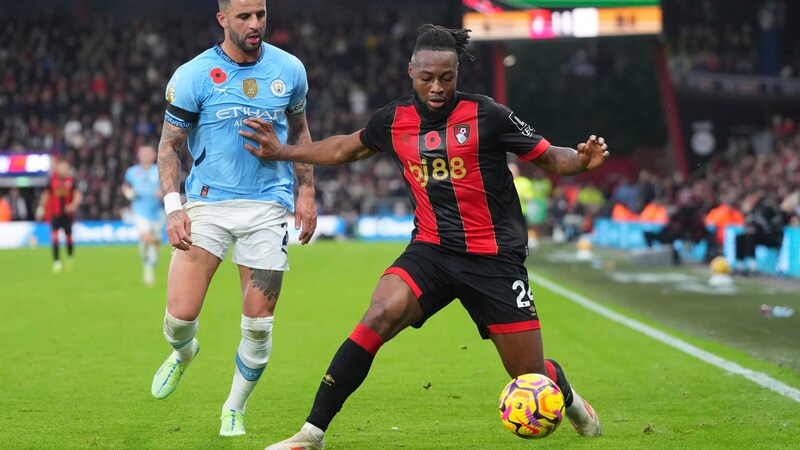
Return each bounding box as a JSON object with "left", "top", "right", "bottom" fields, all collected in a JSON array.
[{"left": 250, "top": 269, "right": 283, "bottom": 301}]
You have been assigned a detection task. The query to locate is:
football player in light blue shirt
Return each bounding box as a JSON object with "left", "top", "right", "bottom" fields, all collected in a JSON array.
[
  {"left": 151, "top": 0, "right": 317, "bottom": 437},
  {"left": 122, "top": 144, "right": 164, "bottom": 286}
]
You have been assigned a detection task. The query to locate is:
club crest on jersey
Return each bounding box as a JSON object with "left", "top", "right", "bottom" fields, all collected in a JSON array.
[
  {"left": 424, "top": 131, "right": 442, "bottom": 150},
  {"left": 270, "top": 79, "right": 286, "bottom": 96},
  {"left": 453, "top": 124, "right": 470, "bottom": 145},
  {"left": 243, "top": 79, "right": 259, "bottom": 99}
]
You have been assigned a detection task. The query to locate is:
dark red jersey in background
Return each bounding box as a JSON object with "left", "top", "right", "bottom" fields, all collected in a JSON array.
[{"left": 46, "top": 174, "right": 76, "bottom": 219}]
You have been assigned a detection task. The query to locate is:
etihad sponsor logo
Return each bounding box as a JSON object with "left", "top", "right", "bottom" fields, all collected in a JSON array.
[{"left": 216, "top": 106, "right": 285, "bottom": 121}]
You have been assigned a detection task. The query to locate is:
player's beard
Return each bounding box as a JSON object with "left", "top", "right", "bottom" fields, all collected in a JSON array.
[{"left": 230, "top": 29, "right": 264, "bottom": 56}]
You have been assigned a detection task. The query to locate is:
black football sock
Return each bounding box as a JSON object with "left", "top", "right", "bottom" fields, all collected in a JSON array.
[
  {"left": 307, "top": 324, "right": 384, "bottom": 431},
  {"left": 66, "top": 236, "right": 74, "bottom": 257},
  {"left": 52, "top": 243, "right": 60, "bottom": 262},
  {"left": 545, "top": 359, "right": 575, "bottom": 408}
]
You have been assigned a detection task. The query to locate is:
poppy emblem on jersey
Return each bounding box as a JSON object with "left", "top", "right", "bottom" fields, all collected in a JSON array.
[
  {"left": 210, "top": 68, "right": 227, "bottom": 84},
  {"left": 243, "top": 79, "right": 259, "bottom": 99},
  {"left": 453, "top": 124, "right": 470, "bottom": 145},
  {"left": 270, "top": 79, "right": 286, "bottom": 96},
  {"left": 165, "top": 84, "right": 176, "bottom": 104},
  {"left": 425, "top": 131, "right": 442, "bottom": 150}
]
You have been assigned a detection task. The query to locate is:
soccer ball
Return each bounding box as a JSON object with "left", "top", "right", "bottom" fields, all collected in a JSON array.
[
  {"left": 709, "top": 256, "right": 730, "bottom": 274},
  {"left": 498, "top": 373, "right": 565, "bottom": 439}
]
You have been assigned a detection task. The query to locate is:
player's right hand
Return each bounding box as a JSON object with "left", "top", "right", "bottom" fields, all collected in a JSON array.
[
  {"left": 166, "top": 209, "right": 192, "bottom": 251},
  {"left": 239, "top": 117, "right": 283, "bottom": 160}
]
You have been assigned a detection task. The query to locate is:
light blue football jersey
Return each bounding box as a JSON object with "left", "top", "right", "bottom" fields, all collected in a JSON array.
[
  {"left": 164, "top": 42, "right": 308, "bottom": 210},
  {"left": 124, "top": 164, "right": 163, "bottom": 221}
]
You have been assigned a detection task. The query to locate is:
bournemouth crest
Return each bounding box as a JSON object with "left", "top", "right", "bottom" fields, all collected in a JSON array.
[
  {"left": 243, "top": 79, "right": 259, "bottom": 99},
  {"left": 453, "top": 124, "right": 470, "bottom": 145}
]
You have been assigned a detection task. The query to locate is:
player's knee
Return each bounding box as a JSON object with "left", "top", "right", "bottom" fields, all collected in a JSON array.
[
  {"left": 364, "top": 300, "right": 403, "bottom": 328},
  {"left": 240, "top": 316, "right": 273, "bottom": 367}
]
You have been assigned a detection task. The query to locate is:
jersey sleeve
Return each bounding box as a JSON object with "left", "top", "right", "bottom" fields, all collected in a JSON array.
[
  {"left": 286, "top": 57, "right": 309, "bottom": 116},
  {"left": 484, "top": 98, "right": 550, "bottom": 162},
  {"left": 164, "top": 64, "right": 203, "bottom": 128},
  {"left": 123, "top": 167, "right": 133, "bottom": 186},
  {"left": 358, "top": 107, "right": 392, "bottom": 153}
]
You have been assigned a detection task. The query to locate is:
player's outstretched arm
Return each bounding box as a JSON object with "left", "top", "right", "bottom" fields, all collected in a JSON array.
[
  {"left": 286, "top": 112, "right": 317, "bottom": 245},
  {"left": 157, "top": 120, "right": 192, "bottom": 251},
  {"left": 240, "top": 117, "right": 375, "bottom": 166},
  {"left": 533, "top": 135, "right": 609, "bottom": 176}
]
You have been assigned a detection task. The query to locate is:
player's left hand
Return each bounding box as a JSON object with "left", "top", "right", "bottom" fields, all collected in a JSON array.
[
  {"left": 240, "top": 117, "right": 283, "bottom": 160},
  {"left": 577, "top": 135, "right": 609, "bottom": 171},
  {"left": 294, "top": 187, "right": 317, "bottom": 245}
]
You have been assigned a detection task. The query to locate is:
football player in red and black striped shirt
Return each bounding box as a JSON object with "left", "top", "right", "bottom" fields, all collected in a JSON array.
[
  {"left": 36, "top": 159, "right": 82, "bottom": 273},
  {"left": 245, "top": 25, "right": 608, "bottom": 449}
]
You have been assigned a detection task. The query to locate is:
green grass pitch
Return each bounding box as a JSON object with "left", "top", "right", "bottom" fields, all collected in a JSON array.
[{"left": 1, "top": 242, "right": 799, "bottom": 449}]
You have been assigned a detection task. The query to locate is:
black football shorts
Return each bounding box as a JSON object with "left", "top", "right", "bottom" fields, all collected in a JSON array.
[
  {"left": 384, "top": 241, "right": 541, "bottom": 339},
  {"left": 51, "top": 214, "right": 74, "bottom": 234}
]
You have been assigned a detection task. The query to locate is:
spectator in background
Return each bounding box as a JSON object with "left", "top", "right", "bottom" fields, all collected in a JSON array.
[
  {"left": 508, "top": 161, "right": 539, "bottom": 249},
  {"left": 3, "top": 187, "right": 29, "bottom": 221},
  {"left": 643, "top": 192, "right": 716, "bottom": 264},
  {"left": 576, "top": 182, "right": 606, "bottom": 234},
  {"left": 733, "top": 191, "right": 785, "bottom": 275},
  {"left": 0, "top": 194, "right": 11, "bottom": 221},
  {"left": 704, "top": 193, "right": 745, "bottom": 249},
  {"left": 610, "top": 176, "right": 641, "bottom": 213}
]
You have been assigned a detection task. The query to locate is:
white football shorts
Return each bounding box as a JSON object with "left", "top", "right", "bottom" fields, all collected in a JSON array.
[
  {"left": 184, "top": 200, "right": 289, "bottom": 271},
  {"left": 133, "top": 214, "right": 166, "bottom": 240}
]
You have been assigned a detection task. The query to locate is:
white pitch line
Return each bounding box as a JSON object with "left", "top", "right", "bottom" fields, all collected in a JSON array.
[{"left": 529, "top": 273, "right": 800, "bottom": 403}]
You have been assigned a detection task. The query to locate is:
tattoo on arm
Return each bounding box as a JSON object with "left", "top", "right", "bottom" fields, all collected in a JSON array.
[
  {"left": 250, "top": 269, "right": 284, "bottom": 301},
  {"left": 294, "top": 162, "right": 314, "bottom": 188},
  {"left": 157, "top": 122, "right": 189, "bottom": 194},
  {"left": 287, "top": 113, "right": 314, "bottom": 188}
]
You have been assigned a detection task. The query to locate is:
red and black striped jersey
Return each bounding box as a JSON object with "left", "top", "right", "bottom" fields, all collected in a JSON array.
[
  {"left": 360, "top": 92, "right": 550, "bottom": 260},
  {"left": 46, "top": 174, "right": 76, "bottom": 218}
]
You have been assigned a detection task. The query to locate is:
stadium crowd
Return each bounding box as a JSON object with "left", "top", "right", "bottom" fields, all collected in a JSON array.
[
  {"left": 664, "top": 0, "right": 800, "bottom": 78},
  {"left": 0, "top": 4, "right": 490, "bottom": 223},
  {"left": 1, "top": 1, "right": 799, "bottom": 270}
]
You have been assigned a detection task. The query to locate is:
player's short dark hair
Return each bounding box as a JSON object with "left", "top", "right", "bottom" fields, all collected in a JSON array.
[
  {"left": 218, "top": 0, "right": 230, "bottom": 10},
  {"left": 413, "top": 24, "right": 475, "bottom": 61}
]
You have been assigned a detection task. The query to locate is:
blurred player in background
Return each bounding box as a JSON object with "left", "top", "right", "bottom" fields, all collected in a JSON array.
[
  {"left": 122, "top": 144, "right": 164, "bottom": 286},
  {"left": 36, "top": 159, "right": 82, "bottom": 274},
  {"left": 244, "top": 24, "right": 606, "bottom": 450},
  {"left": 150, "top": 0, "right": 317, "bottom": 437}
]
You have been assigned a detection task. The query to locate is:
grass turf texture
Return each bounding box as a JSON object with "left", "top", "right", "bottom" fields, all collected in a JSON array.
[{"left": 0, "top": 242, "right": 798, "bottom": 449}]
